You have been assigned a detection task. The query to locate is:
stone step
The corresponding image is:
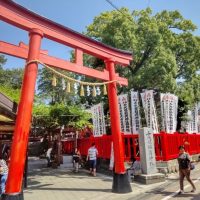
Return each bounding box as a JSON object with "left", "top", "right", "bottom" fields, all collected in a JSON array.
[
  {"left": 63, "top": 155, "right": 73, "bottom": 164},
  {"left": 28, "top": 157, "right": 47, "bottom": 170},
  {"left": 134, "top": 173, "right": 165, "bottom": 184},
  {"left": 60, "top": 163, "right": 74, "bottom": 169}
]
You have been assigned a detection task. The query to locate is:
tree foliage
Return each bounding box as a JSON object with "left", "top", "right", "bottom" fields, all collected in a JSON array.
[
  {"left": 0, "top": 54, "right": 92, "bottom": 133},
  {"left": 0, "top": 55, "right": 7, "bottom": 68},
  {"left": 85, "top": 8, "right": 200, "bottom": 107},
  {"left": 0, "top": 85, "right": 21, "bottom": 103},
  {"left": 0, "top": 55, "right": 23, "bottom": 102},
  {"left": 37, "top": 67, "right": 78, "bottom": 105},
  {"left": 32, "top": 103, "right": 92, "bottom": 134}
]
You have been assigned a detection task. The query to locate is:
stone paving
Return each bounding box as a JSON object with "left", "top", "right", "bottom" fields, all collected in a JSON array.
[{"left": 24, "top": 158, "right": 166, "bottom": 200}]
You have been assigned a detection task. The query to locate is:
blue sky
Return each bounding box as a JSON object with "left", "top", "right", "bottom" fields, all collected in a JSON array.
[{"left": 1, "top": 0, "right": 200, "bottom": 69}]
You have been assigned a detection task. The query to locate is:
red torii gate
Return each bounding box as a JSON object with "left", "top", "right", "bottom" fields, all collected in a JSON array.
[{"left": 0, "top": 1, "right": 132, "bottom": 199}]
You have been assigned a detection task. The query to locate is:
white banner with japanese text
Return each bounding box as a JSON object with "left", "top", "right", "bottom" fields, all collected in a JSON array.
[
  {"left": 130, "top": 91, "right": 141, "bottom": 134},
  {"left": 118, "top": 94, "right": 132, "bottom": 134},
  {"left": 191, "top": 105, "right": 198, "bottom": 133},
  {"left": 141, "top": 90, "right": 158, "bottom": 133},
  {"left": 160, "top": 93, "right": 178, "bottom": 133},
  {"left": 91, "top": 103, "right": 106, "bottom": 137},
  {"left": 186, "top": 105, "right": 198, "bottom": 134}
]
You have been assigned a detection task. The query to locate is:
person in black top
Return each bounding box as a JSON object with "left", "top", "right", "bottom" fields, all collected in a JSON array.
[
  {"left": 177, "top": 146, "right": 196, "bottom": 194},
  {"left": 73, "top": 148, "right": 81, "bottom": 172}
]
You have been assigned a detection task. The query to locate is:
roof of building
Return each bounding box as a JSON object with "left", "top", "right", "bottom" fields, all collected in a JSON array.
[{"left": 0, "top": 92, "right": 17, "bottom": 133}]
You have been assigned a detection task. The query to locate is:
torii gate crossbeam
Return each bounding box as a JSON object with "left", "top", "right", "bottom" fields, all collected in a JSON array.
[
  {"left": 0, "top": 0, "right": 132, "bottom": 65},
  {"left": 0, "top": 41, "right": 128, "bottom": 86},
  {"left": 0, "top": 1, "right": 132, "bottom": 199}
]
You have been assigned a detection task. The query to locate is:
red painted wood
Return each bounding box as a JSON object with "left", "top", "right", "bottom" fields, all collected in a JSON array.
[
  {"left": 74, "top": 133, "right": 200, "bottom": 162},
  {"left": 0, "top": 0, "right": 132, "bottom": 65},
  {"left": 5, "top": 29, "right": 43, "bottom": 193},
  {"left": 106, "top": 59, "right": 125, "bottom": 174},
  {"left": 75, "top": 48, "right": 83, "bottom": 66},
  {"left": 0, "top": 0, "right": 133, "bottom": 191},
  {"left": 0, "top": 41, "right": 128, "bottom": 86}
]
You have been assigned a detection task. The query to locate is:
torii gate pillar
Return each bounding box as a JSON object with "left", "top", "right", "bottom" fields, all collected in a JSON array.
[
  {"left": 2, "top": 29, "right": 43, "bottom": 200},
  {"left": 105, "top": 59, "right": 132, "bottom": 193}
]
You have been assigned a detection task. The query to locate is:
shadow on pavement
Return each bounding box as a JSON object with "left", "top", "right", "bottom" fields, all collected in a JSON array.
[
  {"left": 145, "top": 188, "right": 198, "bottom": 199},
  {"left": 27, "top": 186, "right": 111, "bottom": 192},
  {"left": 26, "top": 166, "right": 112, "bottom": 194}
]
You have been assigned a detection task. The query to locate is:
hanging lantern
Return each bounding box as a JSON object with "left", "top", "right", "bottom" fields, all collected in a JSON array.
[
  {"left": 66, "top": 82, "right": 71, "bottom": 93},
  {"left": 52, "top": 75, "right": 57, "bottom": 87},
  {"left": 92, "top": 86, "right": 96, "bottom": 97},
  {"left": 103, "top": 84, "right": 107, "bottom": 95},
  {"left": 80, "top": 84, "right": 85, "bottom": 96}
]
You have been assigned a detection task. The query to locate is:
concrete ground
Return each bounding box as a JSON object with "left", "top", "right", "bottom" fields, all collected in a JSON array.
[{"left": 24, "top": 158, "right": 200, "bottom": 200}]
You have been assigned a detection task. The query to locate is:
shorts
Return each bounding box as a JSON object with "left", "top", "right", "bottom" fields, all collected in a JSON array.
[{"left": 89, "top": 160, "right": 97, "bottom": 169}]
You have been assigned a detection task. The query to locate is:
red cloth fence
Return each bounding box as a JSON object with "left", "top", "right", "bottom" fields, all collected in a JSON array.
[{"left": 62, "top": 132, "right": 200, "bottom": 161}]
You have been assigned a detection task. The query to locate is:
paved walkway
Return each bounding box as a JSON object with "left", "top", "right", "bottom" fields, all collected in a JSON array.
[
  {"left": 24, "top": 158, "right": 200, "bottom": 200},
  {"left": 24, "top": 158, "right": 166, "bottom": 200}
]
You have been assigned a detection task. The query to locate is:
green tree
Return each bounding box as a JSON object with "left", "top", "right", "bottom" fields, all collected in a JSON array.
[
  {"left": 177, "top": 75, "right": 200, "bottom": 108},
  {"left": 37, "top": 67, "right": 78, "bottom": 105},
  {"left": 67, "top": 105, "right": 92, "bottom": 130},
  {"left": 0, "top": 55, "right": 7, "bottom": 68},
  {"left": 0, "top": 55, "right": 23, "bottom": 102},
  {"left": 85, "top": 8, "right": 200, "bottom": 107},
  {"left": 0, "top": 85, "right": 21, "bottom": 102},
  {"left": 32, "top": 103, "right": 92, "bottom": 135},
  {"left": 32, "top": 104, "right": 57, "bottom": 135},
  {"left": 1, "top": 68, "right": 23, "bottom": 89}
]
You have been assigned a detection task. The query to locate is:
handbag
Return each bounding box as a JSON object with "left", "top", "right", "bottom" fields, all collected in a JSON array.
[{"left": 190, "top": 162, "right": 195, "bottom": 170}]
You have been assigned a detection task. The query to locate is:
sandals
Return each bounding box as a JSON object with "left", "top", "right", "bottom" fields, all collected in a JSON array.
[
  {"left": 178, "top": 190, "right": 184, "bottom": 195},
  {"left": 191, "top": 188, "right": 196, "bottom": 193}
]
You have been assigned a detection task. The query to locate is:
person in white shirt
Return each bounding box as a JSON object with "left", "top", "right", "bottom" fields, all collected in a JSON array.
[
  {"left": 46, "top": 146, "right": 52, "bottom": 167},
  {"left": 87, "top": 143, "right": 98, "bottom": 176}
]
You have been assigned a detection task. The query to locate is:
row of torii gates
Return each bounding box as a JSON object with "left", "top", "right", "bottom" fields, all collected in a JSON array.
[{"left": 0, "top": 1, "right": 133, "bottom": 199}]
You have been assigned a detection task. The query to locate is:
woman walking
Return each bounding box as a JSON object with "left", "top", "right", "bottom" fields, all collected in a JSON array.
[{"left": 177, "top": 145, "right": 196, "bottom": 194}]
